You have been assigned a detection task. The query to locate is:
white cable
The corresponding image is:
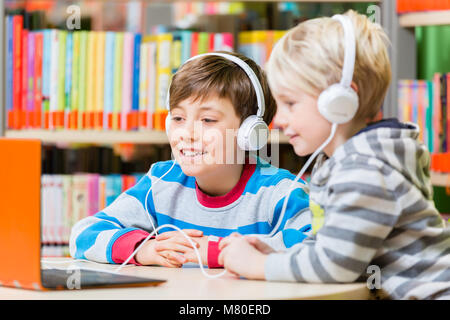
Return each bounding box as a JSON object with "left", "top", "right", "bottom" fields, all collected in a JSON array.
[
  {"left": 116, "top": 159, "right": 227, "bottom": 278},
  {"left": 115, "top": 223, "right": 227, "bottom": 279},
  {"left": 266, "top": 123, "right": 338, "bottom": 237},
  {"left": 143, "top": 159, "right": 178, "bottom": 236}
]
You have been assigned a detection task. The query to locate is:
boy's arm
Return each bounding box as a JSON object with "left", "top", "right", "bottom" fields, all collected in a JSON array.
[
  {"left": 257, "top": 178, "right": 312, "bottom": 251},
  {"left": 264, "top": 163, "right": 400, "bottom": 282},
  {"left": 69, "top": 174, "right": 156, "bottom": 264}
]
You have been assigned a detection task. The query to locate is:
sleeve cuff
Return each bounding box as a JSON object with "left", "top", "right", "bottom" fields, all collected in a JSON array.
[
  {"left": 111, "top": 229, "right": 151, "bottom": 265},
  {"left": 207, "top": 236, "right": 223, "bottom": 268},
  {"left": 264, "top": 252, "right": 297, "bottom": 282}
]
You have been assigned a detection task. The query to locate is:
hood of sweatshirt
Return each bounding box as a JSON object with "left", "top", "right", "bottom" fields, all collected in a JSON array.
[{"left": 318, "top": 118, "right": 433, "bottom": 199}]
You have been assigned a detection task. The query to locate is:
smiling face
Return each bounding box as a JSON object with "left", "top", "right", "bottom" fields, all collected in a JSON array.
[
  {"left": 272, "top": 87, "right": 333, "bottom": 157},
  {"left": 168, "top": 94, "right": 243, "bottom": 178}
]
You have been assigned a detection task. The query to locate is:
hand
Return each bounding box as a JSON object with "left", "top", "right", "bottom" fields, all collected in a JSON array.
[
  {"left": 135, "top": 229, "right": 203, "bottom": 267},
  {"left": 218, "top": 233, "right": 269, "bottom": 280},
  {"left": 181, "top": 235, "right": 209, "bottom": 266}
]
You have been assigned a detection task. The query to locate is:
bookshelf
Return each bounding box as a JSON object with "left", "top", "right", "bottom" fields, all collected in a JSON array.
[
  {"left": 4, "top": 129, "right": 289, "bottom": 145},
  {"left": 399, "top": 10, "right": 450, "bottom": 27}
]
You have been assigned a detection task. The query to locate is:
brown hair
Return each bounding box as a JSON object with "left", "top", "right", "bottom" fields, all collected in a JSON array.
[{"left": 168, "top": 51, "right": 276, "bottom": 125}]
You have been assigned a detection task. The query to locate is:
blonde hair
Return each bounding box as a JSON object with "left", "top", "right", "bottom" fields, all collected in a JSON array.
[{"left": 266, "top": 10, "right": 392, "bottom": 121}]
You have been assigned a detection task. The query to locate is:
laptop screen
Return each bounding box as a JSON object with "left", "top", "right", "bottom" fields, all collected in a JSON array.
[{"left": 0, "top": 139, "right": 42, "bottom": 289}]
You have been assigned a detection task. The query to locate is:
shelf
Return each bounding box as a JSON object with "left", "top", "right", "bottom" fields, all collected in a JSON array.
[
  {"left": 399, "top": 10, "right": 450, "bottom": 27},
  {"left": 4, "top": 129, "right": 290, "bottom": 145}
]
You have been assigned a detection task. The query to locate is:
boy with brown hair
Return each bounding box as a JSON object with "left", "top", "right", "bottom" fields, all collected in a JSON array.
[{"left": 70, "top": 52, "right": 312, "bottom": 269}]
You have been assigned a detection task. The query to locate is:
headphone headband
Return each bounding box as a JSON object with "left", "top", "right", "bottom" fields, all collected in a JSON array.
[
  {"left": 332, "top": 14, "right": 356, "bottom": 88},
  {"left": 166, "top": 52, "right": 265, "bottom": 119}
]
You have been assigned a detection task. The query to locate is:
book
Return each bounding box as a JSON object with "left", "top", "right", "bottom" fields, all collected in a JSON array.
[
  {"left": 33, "top": 32, "right": 43, "bottom": 129},
  {"left": 104, "top": 32, "right": 115, "bottom": 130},
  {"left": 85, "top": 31, "right": 96, "bottom": 129},
  {"left": 6, "top": 15, "right": 13, "bottom": 129},
  {"left": 56, "top": 30, "right": 67, "bottom": 129},
  {"left": 49, "top": 29, "right": 59, "bottom": 130},
  {"left": 154, "top": 33, "right": 172, "bottom": 130},
  {"left": 121, "top": 32, "right": 134, "bottom": 131},
  {"left": 94, "top": 31, "right": 106, "bottom": 130},
  {"left": 12, "top": 15, "right": 23, "bottom": 130},
  {"left": 77, "top": 31, "right": 88, "bottom": 130},
  {"left": 42, "top": 29, "right": 51, "bottom": 129},
  {"left": 69, "top": 31, "right": 80, "bottom": 129},
  {"left": 131, "top": 33, "right": 141, "bottom": 131},
  {"left": 26, "top": 31, "right": 34, "bottom": 128},
  {"left": 64, "top": 32, "right": 73, "bottom": 129},
  {"left": 112, "top": 32, "right": 124, "bottom": 130}
]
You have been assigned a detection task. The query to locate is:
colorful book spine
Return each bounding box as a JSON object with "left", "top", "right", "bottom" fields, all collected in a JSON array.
[
  {"left": 21, "top": 26, "right": 28, "bottom": 130},
  {"left": 26, "top": 31, "right": 35, "bottom": 128},
  {"left": 6, "top": 16, "right": 13, "bottom": 129},
  {"left": 146, "top": 39, "right": 157, "bottom": 129},
  {"left": 49, "top": 29, "right": 59, "bottom": 130},
  {"left": 64, "top": 32, "right": 73, "bottom": 129},
  {"left": 198, "top": 32, "right": 209, "bottom": 55},
  {"left": 447, "top": 74, "right": 450, "bottom": 152},
  {"left": 131, "top": 33, "right": 141, "bottom": 131},
  {"left": 112, "top": 32, "right": 124, "bottom": 130},
  {"left": 103, "top": 32, "right": 115, "bottom": 130},
  {"left": 433, "top": 74, "right": 441, "bottom": 153},
  {"left": 12, "top": 15, "right": 23, "bottom": 130},
  {"left": 94, "top": 31, "right": 106, "bottom": 130},
  {"left": 42, "top": 29, "right": 51, "bottom": 129},
  {"left": 34, "top": 32, "right": 43, "bottom": 129},
  {"left": 121, "top": 32, "right": 134, "bottom": 131},
  {"left": 69, "top": 31, "right": 80, "bottom": 130},
  {"left": 56, "top": 30, "right": 67, "bottom": 129},
  {"left": 154, "top": 33, "right": 172, "bottom": 130},
  {"left": 171, "top": 31, "right": 182, "bottom": 74},
  {"left": 78, "top": 31, "right": 88, "bottom": 129},
  {"left": 85, "top": 31, "right": 96, "bottom": 129},
  {"left": 139, "top": 40, "right": 149, "bottom": 129}
]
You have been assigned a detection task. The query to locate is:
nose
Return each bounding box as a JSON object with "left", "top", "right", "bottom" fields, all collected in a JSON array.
[
  {"left": 273, "top": 108, "right": 288, "bottom": 130},
  {"left": 180, "top": 119, "right": 202, "bottom": 143}
]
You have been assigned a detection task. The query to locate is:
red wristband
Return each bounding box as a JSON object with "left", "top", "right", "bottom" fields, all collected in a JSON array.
[{"left": 207, "top": 236, "right": 223, "bottom": 268}]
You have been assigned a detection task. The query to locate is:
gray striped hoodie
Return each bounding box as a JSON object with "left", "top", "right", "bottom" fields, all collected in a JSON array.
[{"left": 264, "top": 119, "right": 450, "bottom": 300}]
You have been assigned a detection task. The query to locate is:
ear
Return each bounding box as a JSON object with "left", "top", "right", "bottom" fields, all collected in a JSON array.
[{"left": 351, "top": 82, "right": 359, "bottom": 93}]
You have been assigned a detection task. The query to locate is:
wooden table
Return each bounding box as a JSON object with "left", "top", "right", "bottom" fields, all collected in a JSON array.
[{"left": 0, "top": 258, "right": 371, "bottom": 300}]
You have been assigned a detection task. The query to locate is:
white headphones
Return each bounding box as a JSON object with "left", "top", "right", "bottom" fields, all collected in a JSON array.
[
  {"left": 317, "top": 14, "right": 359, "bottom": 124},
  {"left": 269, "top": 15, "right": 360, "bottom": 237},
  {"left": 165, "top": 52, "right": 269, "bottom": 151}
]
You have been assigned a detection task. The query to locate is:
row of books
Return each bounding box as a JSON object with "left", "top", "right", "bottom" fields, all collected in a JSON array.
[
  {"left": 398, "top": 73, "right": 449, "bottom": 156},
  {"left": 5, "top": 13, "right": 234, "bottom": 132},
  {"left": 41, "top": 173, "right": 144, "bottom": 257},
  {"left": 397, "top": 0, "right": 450, "bottom": 13},
  {"left": 238, "top": 30, "right": 287, "bottom": 67}
]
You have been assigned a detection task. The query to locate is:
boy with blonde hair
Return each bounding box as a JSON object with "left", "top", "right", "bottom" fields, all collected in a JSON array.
[{"left": 218, "top": 11, "right": 450, "bottom": 300}]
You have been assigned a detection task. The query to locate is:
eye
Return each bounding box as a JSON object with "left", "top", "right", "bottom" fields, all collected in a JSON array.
[
  {"left": 202, "top": 118, "right": 217, "bottom": 123},
  {"left": 284, "top": 101, "right": 295, "bottom": 108},
  {"left": 172, "top": 116, "right": 184, "bottom": 122}
]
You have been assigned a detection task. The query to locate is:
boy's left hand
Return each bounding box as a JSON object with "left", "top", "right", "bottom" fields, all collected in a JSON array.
[{"left": 218, "top": 234, "right": 270, "bottom": 280}]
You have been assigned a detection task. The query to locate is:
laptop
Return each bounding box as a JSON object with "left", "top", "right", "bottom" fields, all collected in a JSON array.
[{"left": 0, "top": 138, "right": 165, "bottom": 290}]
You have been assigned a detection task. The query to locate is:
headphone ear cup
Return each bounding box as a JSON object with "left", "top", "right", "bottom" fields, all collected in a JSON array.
[
  {"left": 317, "top": 84, "right": 359, "bottom": 124},
  {"left": 237, "top": 115, "right": 269, "bottom": 151},
  {"left": 165, "top": 113, "right": 171, "bottom": 136}
]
